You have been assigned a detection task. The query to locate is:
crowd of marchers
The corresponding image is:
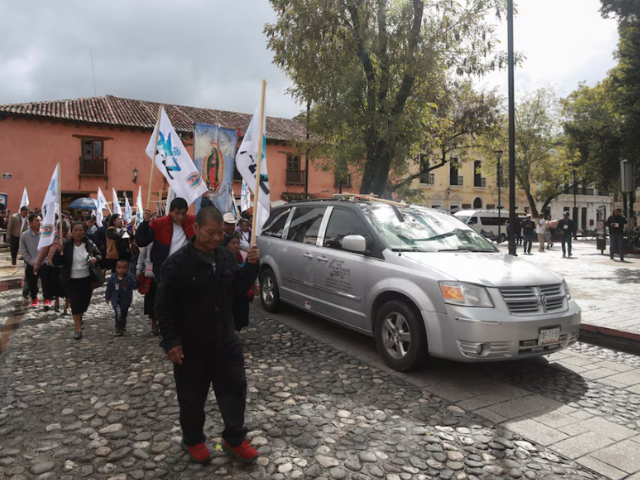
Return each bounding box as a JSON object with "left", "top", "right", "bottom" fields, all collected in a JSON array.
[{"left": 1, "top": 198, "right": 264, "bottom": 464}]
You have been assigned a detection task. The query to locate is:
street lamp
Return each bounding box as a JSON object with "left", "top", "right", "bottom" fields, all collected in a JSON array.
[
  {"left": 495, "top": 150, "right": 504, "bottom": 241},
  {"left": 507, "top": 0, "right": 517, "bottom": 256},
  {"left": 132, "top": 167, "right": 138, "bottom": 184}
]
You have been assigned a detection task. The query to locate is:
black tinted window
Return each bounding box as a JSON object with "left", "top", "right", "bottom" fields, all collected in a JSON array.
[
  {"left": 480, "top": 217, "right": 507, "bottom": 226},
  {"left": 262, "top": 208, "right": 291, "bottom": 238},
  {"left": 323, "top": 209, "right": 372, "bottom": 250},
  {"left": 286, "top": 207, "right": 326, "bottom": 244}
]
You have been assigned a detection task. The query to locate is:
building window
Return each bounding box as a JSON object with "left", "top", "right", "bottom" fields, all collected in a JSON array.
[
  {"left": 473, "top": 197, "right": 483, "bottom": 209},
  {"left": 80, "top": 138, "right": 107, "bottom": 175},
  {"left": 335, "top": 172, "right": 352, "bottom": 188},
  {"left": 419, "top": 160, "right": 434, "bottom": 185},
  {"left": 449, "top": 160, "right": 462, "bottom": 186},
  {"left": 286, "top": 155, "right": 303, "bottom": 184},
  {"left": 474, "top": 160, "right": 482, "bottom": 187}
]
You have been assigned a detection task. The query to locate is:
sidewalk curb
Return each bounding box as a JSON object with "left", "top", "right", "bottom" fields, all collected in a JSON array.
[
  {"left": 0, "top": 277, "right": 22, "bottom": 292},
  {"left": 580, "top": 323, "right": 640, "bottom": 354}
]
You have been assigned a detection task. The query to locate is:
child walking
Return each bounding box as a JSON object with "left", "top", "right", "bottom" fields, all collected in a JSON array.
[{"left": 106, "top": 259, "right": 137, "bottom": 336}]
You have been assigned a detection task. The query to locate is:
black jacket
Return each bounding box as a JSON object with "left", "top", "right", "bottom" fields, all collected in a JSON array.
[
  {"left": 52, "top": 237, "right": 102, "bottom": 284},
  {"left": 107, "top": 227, "right": 132, "bottom": 261},
  {"left": 606, "top": 215, "right": 627, "bottom": 234},
  {"left": 155, "top": 237, "right": 259, "bottom": 357},
  {"left": 521, "top": 220, "right": 535, "bottom": 235},
  {"left": 556, "top": 218, "right": 574, "bottom": 235}
]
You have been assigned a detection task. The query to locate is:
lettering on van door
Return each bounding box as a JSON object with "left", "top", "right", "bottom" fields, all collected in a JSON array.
[{"left": 326, "top": 259, "right": 352, "bottom": 292}]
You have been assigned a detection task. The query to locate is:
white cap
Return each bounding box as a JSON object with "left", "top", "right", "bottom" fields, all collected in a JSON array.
[{"left": 223, "top": 213, "right": 236, "bottom": 224}]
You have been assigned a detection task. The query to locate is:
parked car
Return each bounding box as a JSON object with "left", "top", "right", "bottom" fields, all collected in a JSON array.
[
  {"left": 454, "top": 209, "right": 509, "bottom": 243},
  {"left": 258, "top": 200, "right": 581, "bottom": 372}
]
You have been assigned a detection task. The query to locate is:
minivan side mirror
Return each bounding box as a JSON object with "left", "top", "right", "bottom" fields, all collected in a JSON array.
[{"left": 342, "top": 235, "right": 367, "bottom": 253}]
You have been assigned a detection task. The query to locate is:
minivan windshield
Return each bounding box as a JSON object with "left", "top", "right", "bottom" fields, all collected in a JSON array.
[{"left": 360, "top": 204, "right": 497, "bottom": 253}]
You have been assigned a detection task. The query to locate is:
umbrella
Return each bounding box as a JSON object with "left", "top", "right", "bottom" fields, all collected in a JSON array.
[{"left": 69, "top": 197, "right": 98, "bottom": 210}]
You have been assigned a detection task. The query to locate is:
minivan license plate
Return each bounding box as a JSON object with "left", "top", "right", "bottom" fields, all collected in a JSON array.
[{"left": 538, "top": 327, "right": 560, "bottom": 345}]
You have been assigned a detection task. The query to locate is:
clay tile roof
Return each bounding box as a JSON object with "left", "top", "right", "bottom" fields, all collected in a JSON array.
[{"left": 0, "top": 95, "right": 305, "bottom": 142}]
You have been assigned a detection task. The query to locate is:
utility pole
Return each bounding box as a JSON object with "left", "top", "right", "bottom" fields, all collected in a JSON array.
[
  {"left": 304, "top": 101, "right": 310, "bottom": 199},
  {"left": 495, "top": 150, "right": 504, "bottom": 242},
  {"left": 507, "top": 0, "right": 517, "bottom": 256}
]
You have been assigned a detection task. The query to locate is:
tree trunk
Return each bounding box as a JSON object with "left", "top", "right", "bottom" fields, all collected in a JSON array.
[{"left": 524, "top": 189, "right": 539, "bottom": 218}]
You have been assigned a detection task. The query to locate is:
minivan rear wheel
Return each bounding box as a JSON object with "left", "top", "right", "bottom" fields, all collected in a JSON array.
[
  {"left": 260, "top": 269, "right": 280, "bottom": 313},
  {"left": 374, "top": 300, "right": 427, "bottom": 372}
]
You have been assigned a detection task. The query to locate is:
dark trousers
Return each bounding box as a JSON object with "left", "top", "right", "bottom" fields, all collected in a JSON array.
[
  {"left": 114, "top": 304, "right": 129, "bottom": 329},
  {"left": 561, "top": 235, "right": 572, "bottom": 256},
  {"left": 610, "top": 233, "right": 624, "bottom": 260},
  {"left": 174, "top": 341, "right": 247, "bottom": 448},
  {"left": 10, "top": 236, "right": 20, "bottom": 265},
  {"left": 39, "top": 264, "right": 56, "bottom": 300},
  {"left": 25, "top": 264, "right": 39, "bottom": 299},
  {"left": 143, "top": 279, "right": 157, "bottom": 320},
  {"left": 523, "top": 234, "right": 533, "bottom": 253}
]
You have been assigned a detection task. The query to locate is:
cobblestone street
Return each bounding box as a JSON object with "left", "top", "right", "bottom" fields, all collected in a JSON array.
[{"left": 1, "top": 288, "right": 639, "bottom": 480}]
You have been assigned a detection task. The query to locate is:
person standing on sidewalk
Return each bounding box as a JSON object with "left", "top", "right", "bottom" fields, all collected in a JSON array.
[
  {"left": 536, "top": 214, "right": 546, "bottom": 252},
  {"left": 8, "top": 206, "right": 29, "bottom": 265},
  {"left": 155, "top": 207, "right": 261, "bottom": 465},
  {"left": 521, "top": 214, "right": 535, "bottom": 255},
  {"left": 606, "top": 208, "right": 627, "bottom": 262},
  {"left": 19, "top": 214, "right": 42, "bottom": 308},
  {"left": 557, "top": 211, "right": 575, "bottom": 258}
]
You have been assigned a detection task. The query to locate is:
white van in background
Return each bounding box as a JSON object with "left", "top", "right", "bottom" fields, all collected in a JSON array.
[{"left": 454, "top": 209, "right": 508, "bottom": 242}]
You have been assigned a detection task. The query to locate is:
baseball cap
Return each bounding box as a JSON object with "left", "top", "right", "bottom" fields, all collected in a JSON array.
[
  {"left": 563, "top": 211, "right": 569, "bottom": 215},
  {"left": 223, "top": 213, "right": 236, "bottom": 224},
  {"left": 526, "top": 213, "right": 531, "bottom": 217}
]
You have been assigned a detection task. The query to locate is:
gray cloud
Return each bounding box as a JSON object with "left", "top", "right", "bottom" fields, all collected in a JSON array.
[{"left": 0, "top": 0, "right": 302, "bottom": 118}]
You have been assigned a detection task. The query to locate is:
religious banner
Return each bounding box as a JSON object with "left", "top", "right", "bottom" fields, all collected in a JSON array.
[{"left": 193, "top": 123, "right": 239, "bottom": 213}]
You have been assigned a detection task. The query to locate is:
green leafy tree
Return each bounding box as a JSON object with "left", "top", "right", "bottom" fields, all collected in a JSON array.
[{"left": 265, "top": 0, "right": 508, "bottom": 197}]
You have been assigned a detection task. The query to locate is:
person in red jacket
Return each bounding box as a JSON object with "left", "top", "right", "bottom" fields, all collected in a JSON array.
[{"left": 134, "top": 198, "right": 195, "bottom": 331}]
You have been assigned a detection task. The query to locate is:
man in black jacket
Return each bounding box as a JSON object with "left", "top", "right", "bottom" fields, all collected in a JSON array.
[
  {"left": 557, "top": 211, "right": 575, "bottom": 258},
  {"left": 606, "top": 208, "right": 627, "bottom": 261},
  {"left": 155, "top": 206, "right": 260, "bottom": 465}
]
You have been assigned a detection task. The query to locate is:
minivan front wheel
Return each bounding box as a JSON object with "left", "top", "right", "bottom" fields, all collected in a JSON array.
[
  {"left": 375, "top": 300, "right": 427, "bottom": 372},
  {"left": 260, "top": 269, "right": 280, "bottom": 313}
]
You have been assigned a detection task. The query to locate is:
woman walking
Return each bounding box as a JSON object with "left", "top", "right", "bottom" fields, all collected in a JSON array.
[
  {"left": 224, "top": 233, "right": 258, "bottom": 332},
  {"left": 136, "top": 243, "right": 159, "bottom": 335},
  {"left": 53, "top": 222, "right": 101, "bottom": 340},
  {"left": 34, "top": 220, "right": 71, "bottom": 314},
  {"left": 106, "top": 214, "right": 132, "bottom": 273}
]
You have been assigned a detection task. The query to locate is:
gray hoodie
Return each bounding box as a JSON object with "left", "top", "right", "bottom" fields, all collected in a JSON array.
[{"left": 19, "top": 228, "right": 41, "bottom": 266}]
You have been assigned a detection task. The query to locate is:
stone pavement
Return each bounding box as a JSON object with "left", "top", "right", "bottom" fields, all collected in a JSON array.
[
  {"left": 0, "top": 289, "right": 628, "bottom": 480},
  {"left": 270, "top": 305, "right": 640, "bottom": 480},
  {"left": 497, "top": 240, "right": 640, "bottom": 343}
]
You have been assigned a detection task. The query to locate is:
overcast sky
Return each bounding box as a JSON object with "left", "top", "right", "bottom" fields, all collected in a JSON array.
[{"left": 0, "top": 0, "right": 619, "bottom": 119}]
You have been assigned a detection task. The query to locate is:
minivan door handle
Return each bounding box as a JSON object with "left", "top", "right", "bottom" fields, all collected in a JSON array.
[
  {"left": 302, "top": 253, "right": 313, "bottom": 260},
  {"left": 317, "top": 256, "right": 328, "bottom": 263}
]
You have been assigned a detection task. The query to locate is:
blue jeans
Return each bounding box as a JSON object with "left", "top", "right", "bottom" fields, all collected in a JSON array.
[
  {"left": 114, "top": 304, "right": 129, "bottom": 330},
  {"left": 610, "top": 233, "right": 624, "bottom": 260},
  {"left": 523, "top": 234, "right": 533, "bottom": 253}
]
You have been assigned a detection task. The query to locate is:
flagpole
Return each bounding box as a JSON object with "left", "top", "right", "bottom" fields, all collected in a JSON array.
[
  {"left": 251, "top": 80, "right": 267, "bottom": 246},
  {"left": 57, "top": 163, "right": 63, "bottom": 256},
  {"left": 147, "top": 105, "right": 163, "bottom": 210}
]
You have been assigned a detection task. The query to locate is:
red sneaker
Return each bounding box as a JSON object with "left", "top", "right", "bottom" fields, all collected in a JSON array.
[
  {"left": 31, "top": 298, "right": 39, "bottom": 309},
  {"left": 181, "top": 441, "right": 210, "bottom": 464},
  {"left": 43, "top": 299, "right": 51, "bottom": 311},
  {"left": 222, "top": 439, "right": 259, "bottom": 464}
]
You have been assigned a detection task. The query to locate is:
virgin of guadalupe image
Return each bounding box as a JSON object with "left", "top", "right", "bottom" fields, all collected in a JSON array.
[{"left": 205, "top": 141, "right": 224, "bottom": 192}]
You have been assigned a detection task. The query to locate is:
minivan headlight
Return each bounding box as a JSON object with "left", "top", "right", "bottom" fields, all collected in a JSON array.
[
  {"left": 562, "top": 279, "right": 572, "bottom": 300},
  {"left": 439, "top": 282, "right": 493, "bottom": 308}
]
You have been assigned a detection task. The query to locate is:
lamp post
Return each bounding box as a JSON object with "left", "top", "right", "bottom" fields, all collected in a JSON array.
[
  {"left": 571, "top": 162, "right": 579, "bottom": 239},
  {"left": 507, "top": 0, "right": 517, "bottom": 256},
  {"left": 446, "top": 187, "right": 451, "bottom": 210},
  {"left": 495, "top": 150, "right": 504, "bottom": 241},
  {"left": 133, "top": 167, "right": 138, "bottom": 184},
  {"left": 304, "top": 101, "right": 310, "bottom": 199}
]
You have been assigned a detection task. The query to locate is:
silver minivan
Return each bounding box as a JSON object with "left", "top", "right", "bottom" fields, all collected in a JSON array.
[{"left": 257, "top": 200, "right": 581, "bottom": 372}]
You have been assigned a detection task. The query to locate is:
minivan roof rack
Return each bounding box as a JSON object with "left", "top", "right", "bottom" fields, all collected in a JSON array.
[{"left": 333, "top": 193, "right": 407, "bottom": 207}]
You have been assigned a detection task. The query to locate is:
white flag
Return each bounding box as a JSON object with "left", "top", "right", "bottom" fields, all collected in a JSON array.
[
  {"left": 235, "top": 100, "right": 271, "bottom": 235},
  {"left": 166, "top": 186, "right": 176, "bottom": 212},
  {"left": 124, "top": 196, "right": 132, "bottom": 224},
  {"left": 145, "top": 107, "right": 207, "bottom": 206},
  {"left": 96, "top": 187, "right": 109, "bottom": 227},
  {"left": 39, "top": 166, "right": 59, "bottom": 249},
  {"left": 228, "top": 190, "right": 239, "bottom": 221},
  {"left": 112, "top": 188, "right": 122, "bottom": 216},
  {"left": 135, "top": 186, "right": 144, "bottom": 226},
  {"left": 241, "top": 180, "right": 251, "bottom": 213},
  {"left": 20, "top": 188, "right": 29, "bottom": 209}
]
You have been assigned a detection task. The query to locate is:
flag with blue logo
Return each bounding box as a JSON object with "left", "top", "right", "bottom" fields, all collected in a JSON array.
[
  {"left": 235, "top": 100, "right": 270, "bottom": 235},
  {"left": 39, "top": 165, "right": 59, "bottom": 249},
  {"left": 145, "top": 107, "right": 207, "bottom": 206}
]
